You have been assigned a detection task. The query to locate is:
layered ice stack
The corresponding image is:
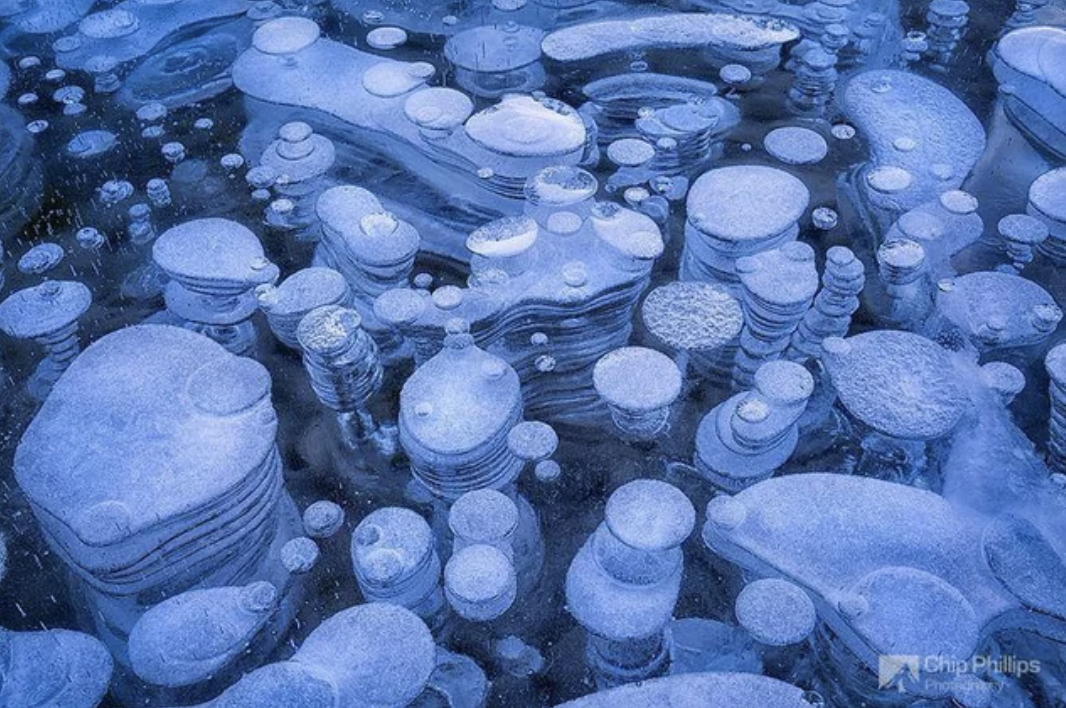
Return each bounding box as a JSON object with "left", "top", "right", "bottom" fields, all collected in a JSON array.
[
  {"left": 257, "top": 267, "right": 351, "bottom": 349},
  {"left": 1045, "top": 343, "right": 1066, "bottom": 474},
  {"left": 695, "top": 360, "right": 814, "bottom": 491},
  {"left": 1029, "top": 168, "right": 1066, "bottom": 264},
  {"left": 702, "top": 473, "right": 1066, "bottom": 708},
  {"left": 932, "top": 270, "right": 1061, "bottom": 358},
  {"left": 447, "top": 94, "right": 591, "bottom": 202},
  {"left": 351, "top": 507, "right": 445, "bottom": 626},
  {"left": 634, "top": 101, "right": 740, "bottom": 175},
  {"left": 733, "top": 242, "right": 819, "bottom": 388},
  {"left": 259, "top": 122, "right": 337, "bottom": 241},
  {"left": 399, "top": 325, "right": 524, "bottom": 501},
  {"left": 377, "top": 167, "right": 664, "bottom": 425},
  {"left": 566, "top": 480, "right": 695, "bottom": 688},
  {"left": 315, "top": 185, "right": 420, "bottom": 306},
  {"left": 788, "top": 246, "right": 865, "bottom": 361},
  {"left": 153, "top": 218, "right": 279, "bottom": 356},
  {"left": 233, "top": 19, "right": 594, "bottom": 259},
  {"left": 681, "top": 165, "right": 809, "bottom": 287},
  {"left": 580, "top": 74, "right": 721, "bottom": 146},
  {"left": 14, "top": 325, "right": 298, "bottom": 658},
  {"left": 641, "top": 281, "right": 745, "bottom": 386}
]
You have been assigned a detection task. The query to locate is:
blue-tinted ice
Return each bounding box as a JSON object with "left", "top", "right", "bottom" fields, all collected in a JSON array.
[{"left": 1, "top": 3, "right": 1066, "bottom": 708}]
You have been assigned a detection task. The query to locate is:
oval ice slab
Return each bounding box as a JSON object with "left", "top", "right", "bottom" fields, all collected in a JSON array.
[
  {"left": 552, "top": 672, "right": 813, "bottom": 708},
  {"left": 541, "top": 13, "right": 800, "bottom": 62},
  {"left": 0, "top": 627, "right": 113, "bottom": 708},
  {"left": 128, "top": 581, "right": 279, "bottom": 687},
  {"left": 736, "top": 242, "right": 819, "bottom": 307},
  {"left": 293, "top": 603, "right": 436, "bottom": 707},
  {"left": 841, "top": 566, "right": 980, "bottom": 664},
  {"left": 262, "top": 267, "right": 349, "bottom": 319},
  {"left": 642, "top": 281, "right": 744, "bottom": 352},
  {"left": 735, "top": 578, "right": 816, "bottom": 647},
  {"left": 400, "top": 343, "right": 521, "bottom": 456},
  {"left": 465, "top": 94, "right": 586, "bottom": 158},
  {"left": 445, "top": 24, "right": 543, "bottom": 72},
  {"left": 404, "top": 87, "right": 474, "bottom": 131},
  {"left": 604, "top": 479, "right": 694, "bottom": 552},
  {"left": 153, "top": 218, "right": 278, "bottom": 291},
  {"left": 982, "top": 514, "right": 1066, "bottom": 620},
  {"left": 593, "top": 346, "right": 682, "bottom": 413},
  {"left": 316, "top": 186, "right": 420, "bottom": 268},
  {"left": 118, "top": 28, "right": 245, "bottom": 109},
  {"left": 351, "top": 507, "right": 434, "bottom": 587},
  {"left": 936, "top": 271, "right": 1061, "bottom": 349},
  {"left": 14, "top": 325, "right": 277, "bottom": 547},
  {"left": 0, "top": 281, "right": 90, "bottom": 339},
  {"left": 842, "top": 70, "right": 986, "bottom": 212},
  {"left": 822, "top": 330, "right": 968, "bottom": 440},
  {"left": 687, "top": 165, "right": 809, "bottom": 245},
  {"left": 992, "top": 26, "right": 1066, "bottom": 143},
  {"left": 196, "top": 604, "right": 436, "bottom": 708}
]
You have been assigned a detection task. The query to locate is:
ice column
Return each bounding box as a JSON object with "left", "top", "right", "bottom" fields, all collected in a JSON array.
[
  {"left": 695, "top": 360, "right": 814, "bottom": 491},
  {"left": 351, "top": 507, "right": 446, "bottom": 628},
  {"left": 733, "top": 243, "right": 819, "bottom": 389},
  {"left": 296, "top": 305, "right": 384, "bottom": 449},
  {"left": 788, "top": 246, "right": 864, "bottom": 361},
  {"left": 565, "top": 480, "right": 695, "bottom": 688},
  {"left": 0, "top": 280, "right": 91, "bottom": 401}
]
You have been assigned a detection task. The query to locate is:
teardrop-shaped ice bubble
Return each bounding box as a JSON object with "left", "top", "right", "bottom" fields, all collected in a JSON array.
[{"left": 128, "top": 581, "right": 279, "bottom": 687}]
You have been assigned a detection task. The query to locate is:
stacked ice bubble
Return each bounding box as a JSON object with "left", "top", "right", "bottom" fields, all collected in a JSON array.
[
  {"left": 733, "top": 242, "right": 820, "bottom": 388},
  {"left": 0, "top": 279, "right": 91, "bottom": 401},
  {"left": 12, "top": 326, "right": 300, "bottom": 699},
  {"left": 703, "top": 473, "right": 1066, "bottom": 708},
  {"left": 566, "top": 480, "right": 695, "bottom": 688},
  {"left": 153, "top": 218, "right": 279, "bottom": 355},
  {"left": 297, "top": 304, "right": 386, "bottom": 449},
  {"left": 314, "top": 183, "right": 420, "bottom": 352},
  {"left": 257, "top": 266, "right": 351, "bottom": 348},
  {"left": 351, "top": 506, "right": 446, "bottom": 627},
  {"left": 695, "top": 359, "right": 815, "bottom": 490},
  {"left": 681, "top": 165, "right": 810, "bottom": 286},
  {"left": 641, "top": 280, "right": 745, "bottom": 385},
  {"left": 2, "top": 3, "right": 1066, "bottom": 708},
  {"left": 259, "top": 122, "right": 337, "bottom": 241},
  {"left": 377, "top": 166, "right": 663, "bottom": 425}
]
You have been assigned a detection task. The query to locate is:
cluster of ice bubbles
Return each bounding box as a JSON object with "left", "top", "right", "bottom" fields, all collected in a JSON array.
[{"left": 3, "top": 1, "right": 1066, "bottom": 707}]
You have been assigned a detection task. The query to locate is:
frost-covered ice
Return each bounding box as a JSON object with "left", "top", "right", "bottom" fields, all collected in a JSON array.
[
  {"left": 1, "top": 3, "right": 1066, "bottom": 708},
  {"left": 682, "top": 165, "right": 809, "bottom": 285},
  {"left": 566, "top": 479, "right": 694, "bottom": 687},
  {"left": 593, "top": 346, "right": 681, "bottom": 439},
  {"left": 822, "top": 329, "right": 968, "bottom": 440},
  {"left": 704, "top": 473, "right": 1066, "bottom": 706},
  {"left": 541, "top": 13, "right": 800, "bottom": 66}
]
